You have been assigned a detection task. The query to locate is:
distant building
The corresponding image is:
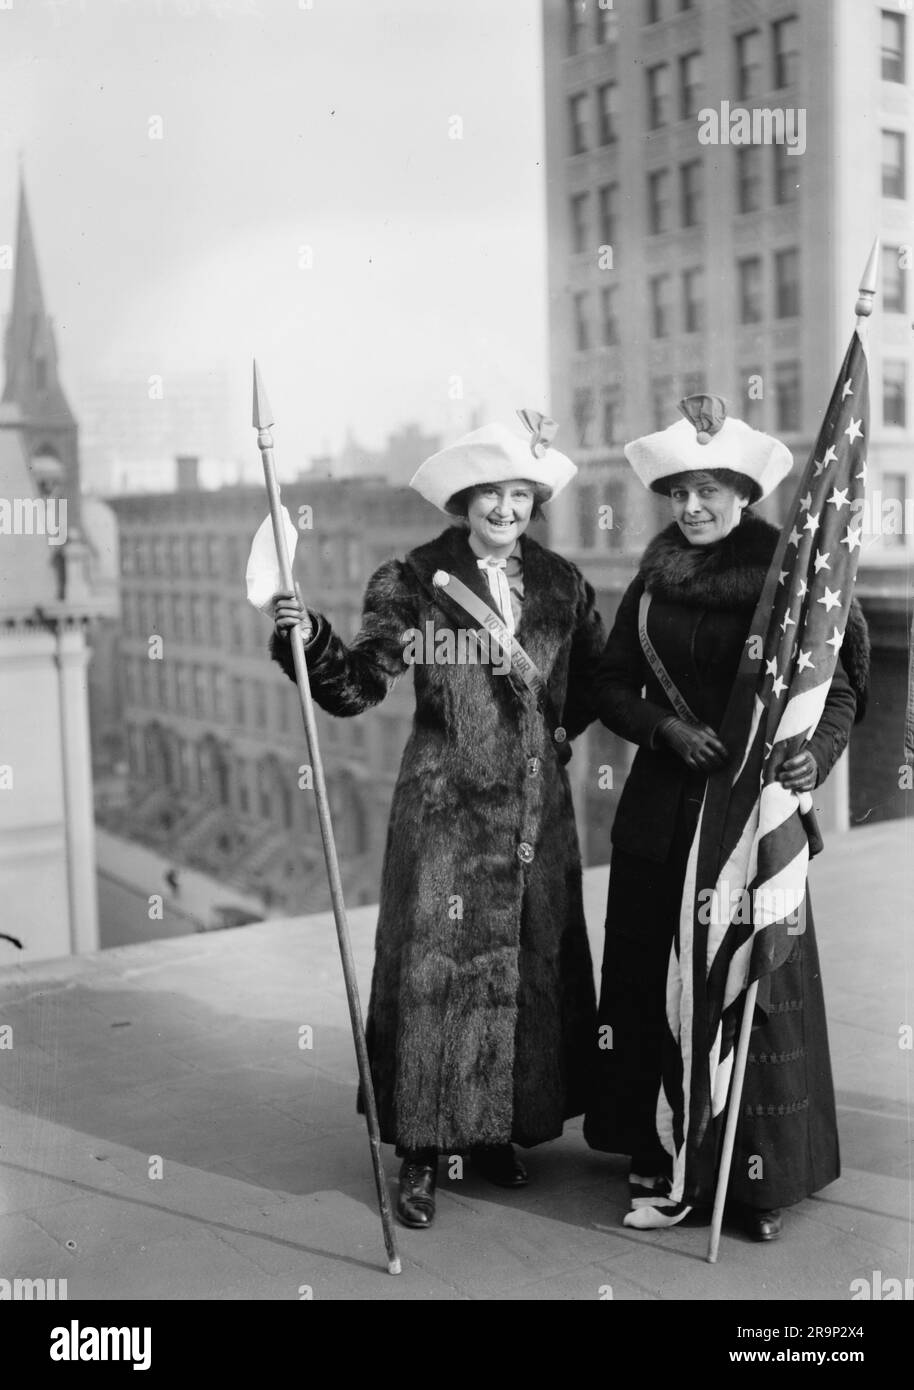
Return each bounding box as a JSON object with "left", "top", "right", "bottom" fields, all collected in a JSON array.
[
  {"left": 0, "top": 176, "right": 113, "bottom": 962},
  {"left": 322, "top": 421, "right": 441, "bottom": 486},
  {"left": 542, "top": 0, "right": 914, "bottom": 842},
  {"left": 106, "top": 472, "right": 434, "bottom": 919}
]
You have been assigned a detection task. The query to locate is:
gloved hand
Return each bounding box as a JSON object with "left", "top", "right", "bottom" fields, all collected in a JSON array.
[
  {"left": 656, "top": 716, "right": 728, "bottom": 772},
  {"left": 777, "top": 750, "right": 818, "bottom": 792}
]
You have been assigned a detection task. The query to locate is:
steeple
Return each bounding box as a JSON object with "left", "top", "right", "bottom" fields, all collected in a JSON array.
[{"left": 2, "top": 173, "right": 77, "bottom": 431}]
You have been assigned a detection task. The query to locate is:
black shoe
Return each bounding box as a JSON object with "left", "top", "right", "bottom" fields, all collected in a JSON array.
[
  {"left": 472, "top": 1143, "right": 529, "bottom": 1188},
  {"left": 744, "top": 1207, "right": 783, "bottom": 1242},
  {"left": 397, "top": 1154, "right": 438, "bottom": 1229}
]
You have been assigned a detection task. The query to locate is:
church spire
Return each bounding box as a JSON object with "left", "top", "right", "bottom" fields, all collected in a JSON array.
[{"left": 2, "top": 172, "right": 76, "bottom": 429}]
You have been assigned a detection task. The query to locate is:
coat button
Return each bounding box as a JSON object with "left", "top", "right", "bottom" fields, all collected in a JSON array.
[
  {"left": 526, "top": 757, "right": 541, "bottom": 776},
  {"left": 554, "top": 726, "right": 567, "bottom": 744},
  {"left": 517, "top": 842, "right": 534, "bottom": 864}
]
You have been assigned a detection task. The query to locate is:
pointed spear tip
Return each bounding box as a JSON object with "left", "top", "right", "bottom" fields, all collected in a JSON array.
[
  {"left": 252, "top": 358, "right": 274, "bottom": 430},
  {"left": 855, "top": 237, "right": 881, "bottom": 318}
]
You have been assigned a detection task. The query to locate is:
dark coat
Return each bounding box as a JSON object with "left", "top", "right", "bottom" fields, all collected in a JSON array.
[
  {"left": 583, "top": 511, "right": 870, "bottom": 1208},
  {"left": 270, "top": 524, "right": 606, "bottom": 1151}
]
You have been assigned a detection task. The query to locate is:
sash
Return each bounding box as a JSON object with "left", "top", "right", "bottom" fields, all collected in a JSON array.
[
  {"left": 431, "top": 569, "right": 545, "bottom": 700},
  {"left": 638, "top": 590, "right": 699, "bottom": 724}
]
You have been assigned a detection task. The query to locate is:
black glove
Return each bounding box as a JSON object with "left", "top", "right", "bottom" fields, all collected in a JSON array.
[{"left": 656, "top": 716, "right": 728, "bottom": 772}]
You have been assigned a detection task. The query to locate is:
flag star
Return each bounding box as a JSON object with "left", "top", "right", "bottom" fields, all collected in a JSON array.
[
  {"left": 825, "top": 626, "right": 844, "bottom": 655},
  {"left": 800, "top": 492, "right": 813, "bottom": 511},
  {"left": 788, "top": 526, "right": 803, "bottom": 547},
  {"left": 840, "top": 525, "right": 862, "bottom": 552},
  {"left": 796, "top": 578, "right": 808, "bottom": 599},
  {"left": 813, "top": 457, "right": 827, "bottom": 477},
  {"left": 844, "top": 417, "right": 863, "bottom": 444},
  {"left": 841, "top": 379, "right": 853, "bottom": 400},
  {"left": 779, "top": 570, "right": 788, "bottom": 586},
  {"left": 771, "top": 675, "right": 788, "bottom": 697},
  {"left": 817, "top": 585, "right": 842, "bottom": 612},
  {"left": 765, "top": 657, "right": 778, "bottom": 677},
  {"left": 804, "top": 511, "right": 821, "bottom": 535},
  {"left": 856, "top": 460, "right": 868, "bottom": 484},
  {"left": 780, "top": 611, "right": 796, "bottom": 633},
  {"left": 813, "top": 550, "right": 831, "bottom": 573},
  {"left": 827, "top": 486, "right": 850, "bottom": 511},
  {"left": 796, "top": 649, "right": 815, "bottom": 672}
]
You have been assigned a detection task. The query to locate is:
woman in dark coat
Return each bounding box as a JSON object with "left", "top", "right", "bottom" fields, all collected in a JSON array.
[
  {"left": 271, "top": 416, "right": 605, "bottom": 1229},
  {"left": 584, "top": 394, "right": 869, "bottom": 1241}
]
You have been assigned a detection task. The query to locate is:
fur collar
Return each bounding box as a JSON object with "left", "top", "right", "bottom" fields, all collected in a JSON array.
[{"left": 639, "top": 511, "right": 779, "bottom": 612}]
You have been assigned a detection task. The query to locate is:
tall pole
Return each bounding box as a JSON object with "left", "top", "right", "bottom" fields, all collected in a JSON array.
[
  {"left": 707, "top": 240, "right": 880, "bottom": 1265},
  {"left": 252, "top": 361, "right": 401, "bottom": 1276}
]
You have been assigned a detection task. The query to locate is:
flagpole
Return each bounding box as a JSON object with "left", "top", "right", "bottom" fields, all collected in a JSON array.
[
  {"left": 707, "top": 240, "right": 879, "bottom": 1265},
  {"left": 252, "top": 360, "right": 401, "bottom": 1276}
]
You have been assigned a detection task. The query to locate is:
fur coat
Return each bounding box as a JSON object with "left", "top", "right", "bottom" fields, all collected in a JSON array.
[{"left": 270, "top": 524, "right": 606, "bottom": 1151}]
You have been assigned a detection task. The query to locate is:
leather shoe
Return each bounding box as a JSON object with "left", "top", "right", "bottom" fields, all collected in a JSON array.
[
  {"left": 744, "top": 1207, "right": 783, "bottom": 1241},
  {"left": 472, "top": 1143, "right": 529, "bottom": 1188},
  {"left": 397, "top": 1156, "right": 437, "bottom": 1228}
]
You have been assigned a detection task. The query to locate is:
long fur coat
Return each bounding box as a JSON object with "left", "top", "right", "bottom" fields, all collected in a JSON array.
[{"left": 270, "top": 524, "right": 606, "bottom": 1151}]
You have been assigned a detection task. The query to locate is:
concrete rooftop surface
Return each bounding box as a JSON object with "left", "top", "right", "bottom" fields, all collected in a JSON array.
[{"left": 1, "top": 820, "right": 912, "bottom": 1302}]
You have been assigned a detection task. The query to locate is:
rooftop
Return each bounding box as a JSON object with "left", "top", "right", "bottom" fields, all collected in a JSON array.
[{"left": 1, "top": 820, "right": 911, "bottom": 1300}]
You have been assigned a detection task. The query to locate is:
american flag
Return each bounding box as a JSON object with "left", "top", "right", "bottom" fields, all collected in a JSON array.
[{"left": 650, "top": 330, "right": 870, "bottom": 1217}]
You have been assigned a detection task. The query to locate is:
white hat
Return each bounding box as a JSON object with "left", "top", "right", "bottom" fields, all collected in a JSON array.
[
  {"left": 624, "top": 395, "right": 792, "bottom": 502},
  {"left": 409, "top": 413, "right": 577, "bottom": 514}
]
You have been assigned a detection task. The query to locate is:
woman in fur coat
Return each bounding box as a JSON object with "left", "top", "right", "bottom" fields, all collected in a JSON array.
[
  {"left": 271, "top": 415, "right": 605, "bottom": 1230},
  {"left": 583, "top": 394, "right": 869, "bottom": 1242}
]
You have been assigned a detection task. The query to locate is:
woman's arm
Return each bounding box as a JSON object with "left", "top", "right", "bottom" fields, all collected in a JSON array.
[
  {"left": 560, "top": 572, "right": 608, "bottom": 740},
  {"left": 806, "top": 661, "right": 858, "bottom": 786},
  {"left": 269, "top": 558, "right": 417, "bottom": 717}
]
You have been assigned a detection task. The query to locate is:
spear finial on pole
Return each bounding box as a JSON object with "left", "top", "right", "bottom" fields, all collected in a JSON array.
[
  {"left": 855, "top": 237, "right": 881, "bottom": 323},
  {"left": 251, "top": 361, "right": 401, "bottom": 1276}
]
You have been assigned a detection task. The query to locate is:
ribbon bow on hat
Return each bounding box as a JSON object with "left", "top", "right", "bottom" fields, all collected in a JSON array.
[{"left": 516, "top": 408, "right": 559, "bottom": 459}]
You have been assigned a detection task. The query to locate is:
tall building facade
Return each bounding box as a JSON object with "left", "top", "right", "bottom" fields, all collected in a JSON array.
[
  {"left": 107, "top": 474, "right": 433, "bottom": 919},
  {"left": 0, "top": 178, "right": 112, "bottom": 962},
  {"left": 542, "top": 0, "right": 914, "bottom": 844}
]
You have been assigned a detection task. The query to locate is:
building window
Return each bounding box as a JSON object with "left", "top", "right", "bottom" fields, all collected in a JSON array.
[
  {"left": 209, "top": 597, "right": 223, "bottom": 646},
  {"left": 570, "top": 192, "right": 590, "bottom": 254},
  {"left": 680, "top": 160, "right": 703, "bottom": 226},
  {"left": 740, "top": 368, "right": 765, "bottom": 427},
  {"left": 648, "top": 168, "right": 671, "bottom": 234},
  {"left": 683, "top": 267, "right": 704, "bottom": 332},
  {"left": 168, "top": 536, "right": 183, "bottom": 574},
  {"left": 645, "top": 0, "right": 661, "bottom": 23},
  {"left": 882, "top": 131, "right": 907, "bottom": 199},
  {"left": 736, "top": 146, "right": 762, "bottom": 213},
  {"left": 188, "top": 537, "right": 204, "bottom": 577},
  {"left": 775, "top": 248, "right": 800, "bottom": 318},
  {"left": 598, "top": 182, "right": 618, "bottom": 246},
  {"left": 774, "top": 361, "right": 801, "bottom": 432},
  {"left": 190, "top": 595, "right": 206, "bottom": 644},
  {"left": 193, "top": 667, "right": 208, "bottom": 719},
  {"left": 573, "top": 387, "right": 595, "bottom": 448},
  {"left": 569, "top": 93, "right": 589, "bottom": 155},
  {"left": 578, "top": 483, "right": 597, "bottom": 550},
  {"left": 212, "top": 670, "right": 227, "bottom": 722},
  {"left": 883, "top": 471, "right": 908, "bottom": 546},
  {"left": 206, "top": 536, "right": 222, "bottom": 578},
  {"left": 678, "top": 0, "right": 694, "bottom": 9},
  {"left": 597, "top": 82, "right": 617, "bottom": 145},
  {"left": 600, "top": 285, "right": 619, "bottom": 346},
  {"left": 229, "top": 604, "right": 244, "bottom": 647},
  {"left": 881, "top": 11, "right": 906, "bottom": 83},
  {"left": 651, "top": 376, "right": 674, "bottom": 431},
  {"left": 152, "top": 538, "right": 165, "bottom": 576},
  {"left": 121, "top": 539, "right": 135, "bottom": 576},
  {"left": 276, "top": 684, "right": 291, "bottom": 734},
  {"left": 738, "top": 256, "right": 764, "bottom": 324},
  {"left": 884, "top": 361, "right": 908, "bottom": 427},
  {"left": 596, "top": 0, "right": 617, "bottom": 44},
  {"left": 774, "top": 142, "right": 798, "bottom": 204},
  {"left": 232, "top": 678, "right": 245, "bottom": 725},
  {"left": 735, "top": 29, "right": 762, "bottom": 100},
  {"left": 772, "top": 15, "right": 799, "bottom": 89},
  {"left": 566, "top": 0, "right": 587, "bottom": 55},
  {"left": 649, "top": 274, "right": 672, "bottom": 338},
  {"left": 679, "top": 52, "right": 701, "bottom": 119},
  {"left": 176, "top": 664, "right": 190, "bottom": 714},
  {"left": 573, "top": 292, "right": 591, "bottom": 351},
  {"left": 647, "top": 64, "right": 671, "bottom": 129},
  {"left": 883, "top": 248, "right": 908, "bottom": 313},
  {"left": 601, "top": 389, "right": 622, "bottom": 446},
  {"left": 135, "top": 540, "right": 149, "bottom": 576}
]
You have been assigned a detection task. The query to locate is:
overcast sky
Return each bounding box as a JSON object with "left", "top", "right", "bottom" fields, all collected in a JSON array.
[{"left": 0, "top": 0, "right": 548, "bottom": 479}]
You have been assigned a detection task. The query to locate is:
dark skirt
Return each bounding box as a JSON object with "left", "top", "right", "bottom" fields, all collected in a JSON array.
[{"left": 583, "top": 833, "right": 840, "bottom": 1210}]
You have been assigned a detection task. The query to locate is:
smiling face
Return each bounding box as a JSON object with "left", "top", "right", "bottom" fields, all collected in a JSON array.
[
  {"left": 668, "top": 471, "right": 748, "bottom": 546},
  {"left": 465, "top": 480, "right": 536, "bottom": 557}
]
